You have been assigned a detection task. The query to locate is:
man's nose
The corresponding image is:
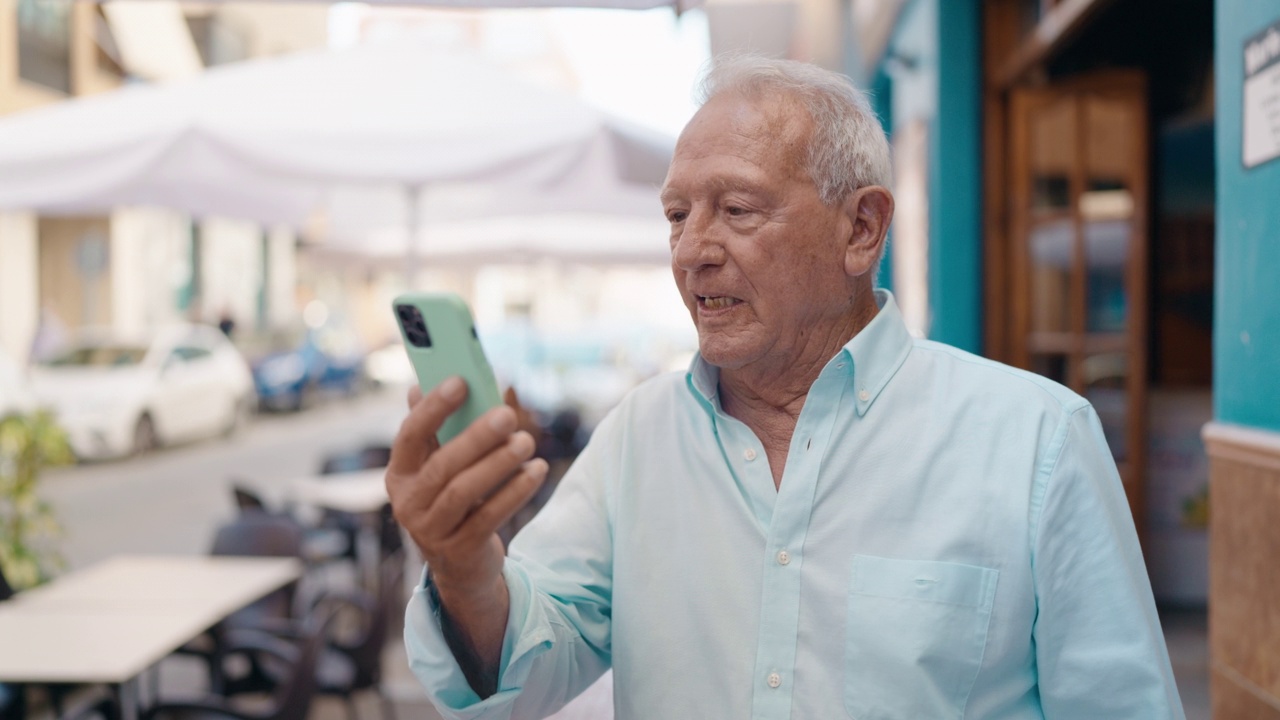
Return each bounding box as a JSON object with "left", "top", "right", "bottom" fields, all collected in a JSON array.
[{"left": 672, "top": 209, "right": 725, "bottom": 271}]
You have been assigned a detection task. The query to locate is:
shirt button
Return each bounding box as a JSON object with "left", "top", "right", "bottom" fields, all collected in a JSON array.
[
  {"left": 767, "top": 672, "right": 782, "bottom": 688},
  {"left": 777, "top": 550, "right": 790, "bottom": 565},
  {"left": 858, "top": 389, "right": 870, "bottom": 402},
  {"left": 744, "top": 448, "right": 757, "bottom": 461}
]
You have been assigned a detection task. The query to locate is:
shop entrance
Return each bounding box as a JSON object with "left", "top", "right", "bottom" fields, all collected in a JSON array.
[
  {"left": 1008, "top": 71, "right": 1150, "bottom": 518},
  {"left": 985, "top": 0, "right": 1215, "bottom": 602}
]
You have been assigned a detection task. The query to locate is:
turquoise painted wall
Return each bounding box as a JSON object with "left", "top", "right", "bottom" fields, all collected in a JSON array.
[
  {"left": 1215, "top": 0, "right": 1280, "bottom": 432},
  {"left": 879, "top": 0, "right": 983, "bottom": 354},
  {"left": 930, "top": 0, "right": 982, "bottom": 354}
]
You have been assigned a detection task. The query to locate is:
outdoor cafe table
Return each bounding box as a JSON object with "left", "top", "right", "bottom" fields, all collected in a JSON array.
[{"left": 0, "top": 554, "right": 302, "bottom": 720}]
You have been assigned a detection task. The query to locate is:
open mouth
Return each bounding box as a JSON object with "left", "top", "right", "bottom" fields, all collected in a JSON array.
[{"left": 698, "top": 295, "right": 742, "bottom": 310}]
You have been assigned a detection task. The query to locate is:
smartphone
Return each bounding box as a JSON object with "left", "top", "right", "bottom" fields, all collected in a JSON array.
[{"left": 393, "top": 292, "right": 503, "bottom": 444}]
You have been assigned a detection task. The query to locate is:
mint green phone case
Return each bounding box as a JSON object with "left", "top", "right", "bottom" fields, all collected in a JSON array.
[{"left": 393, "top": 292, "right": 502, "bottom": 444}]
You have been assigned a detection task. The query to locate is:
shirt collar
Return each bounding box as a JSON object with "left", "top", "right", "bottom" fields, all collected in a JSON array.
[{"left": 685, "top": 289, "right": 914, "bottom": 418}]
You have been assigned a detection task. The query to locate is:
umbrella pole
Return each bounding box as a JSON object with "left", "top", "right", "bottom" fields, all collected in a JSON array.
[{"left": 405, "top": 184, "right": 423, "bottom": 288}]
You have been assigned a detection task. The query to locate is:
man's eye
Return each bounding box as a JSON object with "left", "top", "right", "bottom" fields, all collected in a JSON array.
[
  {"left": 726, "top": 206, "right": 748, "bottom": 216},
  {"left": 667, "top": 211, "right": 687, "bottom": 223}
]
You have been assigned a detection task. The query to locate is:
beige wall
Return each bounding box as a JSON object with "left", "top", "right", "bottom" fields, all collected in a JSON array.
[
  {"left": 0, "top": 0, "right": 122, "bottom": 114},
  {"left": 0, "top": 212, "right": 38, "bottom": 362},
  {"left": 266, "top": 226, "right": 299, "bottom": 328},
  {"left": 37, "top": 216, "right": 113, "bottom": 330},
  {"left": 209, "top": 2, "right": 329, "bottom": 58},
  {"left": 1205, "top": 423, "right": 1280, "bottom": 719}
]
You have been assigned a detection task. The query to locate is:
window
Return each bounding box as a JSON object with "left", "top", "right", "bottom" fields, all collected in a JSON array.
[{"left": 17, "top": 0, "right": 72, "bottom": 94}]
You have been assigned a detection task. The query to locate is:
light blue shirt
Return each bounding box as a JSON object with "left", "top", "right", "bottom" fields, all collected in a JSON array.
[{"left": 406, "top": 291, "right": 1185, "bottom": 720}]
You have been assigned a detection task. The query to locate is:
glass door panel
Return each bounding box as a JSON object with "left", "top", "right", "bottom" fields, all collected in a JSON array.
[
  {"left": 1010, "top": 73, "right": 1149, "bottom": 529},
  {"left": 1026, "top": 97, "right": 1076, "bottom": 336},
  {"left": 1083, "top": 95, "right": 1140, "bottom": 335}
]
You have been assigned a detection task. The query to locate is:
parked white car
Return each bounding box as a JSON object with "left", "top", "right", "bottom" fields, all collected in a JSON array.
[
  {"left": 0, "top": 351, "right": 37, "bottom": 420},
  {"left": 29, "top": 325, "right": 256, "bottom": 460}
]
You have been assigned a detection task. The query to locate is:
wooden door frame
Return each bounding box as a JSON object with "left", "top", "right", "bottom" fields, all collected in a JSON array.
[{"left": 983, "top": 0, "right": 1150, "bottom": 533}]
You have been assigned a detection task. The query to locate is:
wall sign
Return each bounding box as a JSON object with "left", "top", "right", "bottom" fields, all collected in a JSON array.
[{"left": 1243, "top": 18, "right": 1280, "bottom": 168}]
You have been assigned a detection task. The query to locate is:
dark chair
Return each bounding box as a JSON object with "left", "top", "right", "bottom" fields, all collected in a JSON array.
[
  {"left": 212, "top": 514, "right": 305, "bottom": 626},
  {"left": 313, "top": 550, "right": 406, "bottom": 720},
  {"left": 231, "top": 485, "right": 270, "bottom": 514},
  {"left": 176, "top": 514, "right": 307, "bottom": 694},
  {"left": 226, "top": 482, "right": 351, "bottom": 568},
  {"left": 220, "top": 552, "right": 407, "bottom": 720},
  {"left": 315, "top": 445, "right": 393, "bottom": 568},
  {"left": 144, "top": 604, "right": 339, "bottom": 720}
]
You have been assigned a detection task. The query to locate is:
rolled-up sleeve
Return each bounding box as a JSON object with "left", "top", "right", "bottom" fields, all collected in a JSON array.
[
  {"left": 404, "top": 413, "right": 618, "bottom": 720},
  {"left": 1031, "top": 404, "right": 1186, "bottom": 719}
]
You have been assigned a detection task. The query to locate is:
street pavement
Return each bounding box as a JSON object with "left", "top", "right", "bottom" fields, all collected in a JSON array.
[{"left": 32, "top": 386, "right": 1205, "bottom": 720}]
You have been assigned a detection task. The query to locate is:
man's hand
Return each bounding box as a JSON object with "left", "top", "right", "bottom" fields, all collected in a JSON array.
[{"left": 386, "top": 376, "right": 548, "bottom": 694}]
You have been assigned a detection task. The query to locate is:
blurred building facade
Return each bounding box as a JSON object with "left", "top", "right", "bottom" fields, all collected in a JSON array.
[
  {"left": 0, "top": 0, "right": 316, "bottom": 364},
  {"left": 857, "top": 1, "right": 1278, "bottom": 716}
]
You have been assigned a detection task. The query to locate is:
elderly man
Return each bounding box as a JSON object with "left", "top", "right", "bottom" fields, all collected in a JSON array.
[{"left": 387, "top": 56, "right": 1184, "bottom": 719}]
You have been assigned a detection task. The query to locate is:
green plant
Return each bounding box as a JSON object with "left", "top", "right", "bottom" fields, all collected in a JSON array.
[{"left": 0, "top": 410, "right": 73, "bottom": 590}]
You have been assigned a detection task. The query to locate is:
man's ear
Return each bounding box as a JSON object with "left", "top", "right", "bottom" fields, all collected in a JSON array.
[{"left": 842, "top": 186, "right": 895, "bottom": 278}]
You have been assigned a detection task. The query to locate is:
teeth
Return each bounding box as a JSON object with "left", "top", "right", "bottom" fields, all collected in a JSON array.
[{"left": 702, "top": 296, "right": 738, "bottom": 310}]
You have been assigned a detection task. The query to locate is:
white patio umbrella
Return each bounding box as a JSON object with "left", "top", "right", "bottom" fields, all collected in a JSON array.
[{"left": 0, "top": 40, "right": 673, "bottom": 270}]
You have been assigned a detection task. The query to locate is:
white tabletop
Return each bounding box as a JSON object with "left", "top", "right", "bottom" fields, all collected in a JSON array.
[
  {"left": 0, "top": 554, "right": 302, "bottom": 683},
  {"left": 288, "top": 468, "right": 389, "bottom": 515}
]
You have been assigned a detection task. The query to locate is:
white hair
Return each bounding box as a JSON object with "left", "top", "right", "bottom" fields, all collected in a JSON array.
[{"left": 696, "top": 55, "right": 893, "bottom": 205}]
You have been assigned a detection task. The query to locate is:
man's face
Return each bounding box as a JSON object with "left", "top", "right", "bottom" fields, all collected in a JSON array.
[{"left": 661, "top": 92, "right": 857, "bottom": 372}]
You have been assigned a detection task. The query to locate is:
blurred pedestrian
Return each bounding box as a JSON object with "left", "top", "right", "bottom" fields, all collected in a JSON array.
[
  {"left": 386, "top": 55, "right": 1184, "bottom": 719},
  {"left": 217, "top": 308, "right": 236, "bottom": 339}
]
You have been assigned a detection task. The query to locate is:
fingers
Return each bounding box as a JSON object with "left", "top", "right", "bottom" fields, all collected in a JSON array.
[
  {"left": 453, "top": 458, "right": 547, "bottom": 538},
  {"left": 407, "top": 384, "right": 423, "bottom": 409},
  {"left": 422, "top": 404, "right": 518, "bottom": 490},
  {"left": 453, "top": 458, "right": 549, "bottom": 541},
  {"left": 420, "top": 429, "right": 538, "bottom": 535},
  {"left": 388, "top": 376, "right": 467, "bottom": 474}
]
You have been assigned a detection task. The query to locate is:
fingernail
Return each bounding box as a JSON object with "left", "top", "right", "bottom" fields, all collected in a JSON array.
[
  {"left": 508, "top": 431, "right": 534, "bottom": 455},
  {"left": 526, "top": 458, "right": 549, "bottom": 480},
  {"left": 440, "top": 376, "right": 465, "bottom": 400},
  {"left": 489, "top": 407, "right": 516, "bottom": 433}
]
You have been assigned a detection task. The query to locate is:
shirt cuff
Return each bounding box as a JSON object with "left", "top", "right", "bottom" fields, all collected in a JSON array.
[{"left": 404, "top": 560, "right": 556, "bottom": 718}]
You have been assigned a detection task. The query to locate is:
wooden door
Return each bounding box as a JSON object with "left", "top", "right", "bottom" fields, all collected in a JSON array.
[{"left": 1009, "top": 72, "right": 1149, "bottom": 530}]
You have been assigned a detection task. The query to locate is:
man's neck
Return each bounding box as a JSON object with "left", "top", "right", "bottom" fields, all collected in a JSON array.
[{"left": 717, "top": 292, "right": 880, "bottom": 487}]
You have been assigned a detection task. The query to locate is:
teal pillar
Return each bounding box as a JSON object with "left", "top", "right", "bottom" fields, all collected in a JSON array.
[
  {"left": 928, "top": 0, "right": 982, "bottom": 354},
  {"left": 1214, "top": 0, "right": 1280, "bottom": 431}
]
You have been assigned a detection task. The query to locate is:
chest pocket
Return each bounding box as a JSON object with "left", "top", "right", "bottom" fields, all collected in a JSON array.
[{"left": 845, "top": 555, "right": 998, "bottom": 720}]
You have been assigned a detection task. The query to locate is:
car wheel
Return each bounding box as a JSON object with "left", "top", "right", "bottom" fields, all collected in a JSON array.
[{"left": 133, "top": 414, "right": 158, "bottom": 456}]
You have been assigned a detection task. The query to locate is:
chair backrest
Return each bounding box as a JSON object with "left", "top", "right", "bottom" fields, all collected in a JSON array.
[
  {"left": 211, "top": 514, "right": 304, "bottom": 558},
  {"left": 270, "top": 604, "right": 339, "bottom": 720},
  {"left": 231, "top": 484, "right": 269, "bottom": 514},
  {"left": 211, "top": 514, "right": 305, "bottom": 627}
]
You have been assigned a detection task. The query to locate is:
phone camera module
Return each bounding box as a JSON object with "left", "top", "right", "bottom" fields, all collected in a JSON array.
[{"left": 396, "top": 305, "right": 433, "bottom": 348}]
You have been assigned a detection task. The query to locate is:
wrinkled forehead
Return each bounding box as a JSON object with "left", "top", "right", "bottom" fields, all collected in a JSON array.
[{"left": 665, "top": 91, "right": 814, "bottom": 186}]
